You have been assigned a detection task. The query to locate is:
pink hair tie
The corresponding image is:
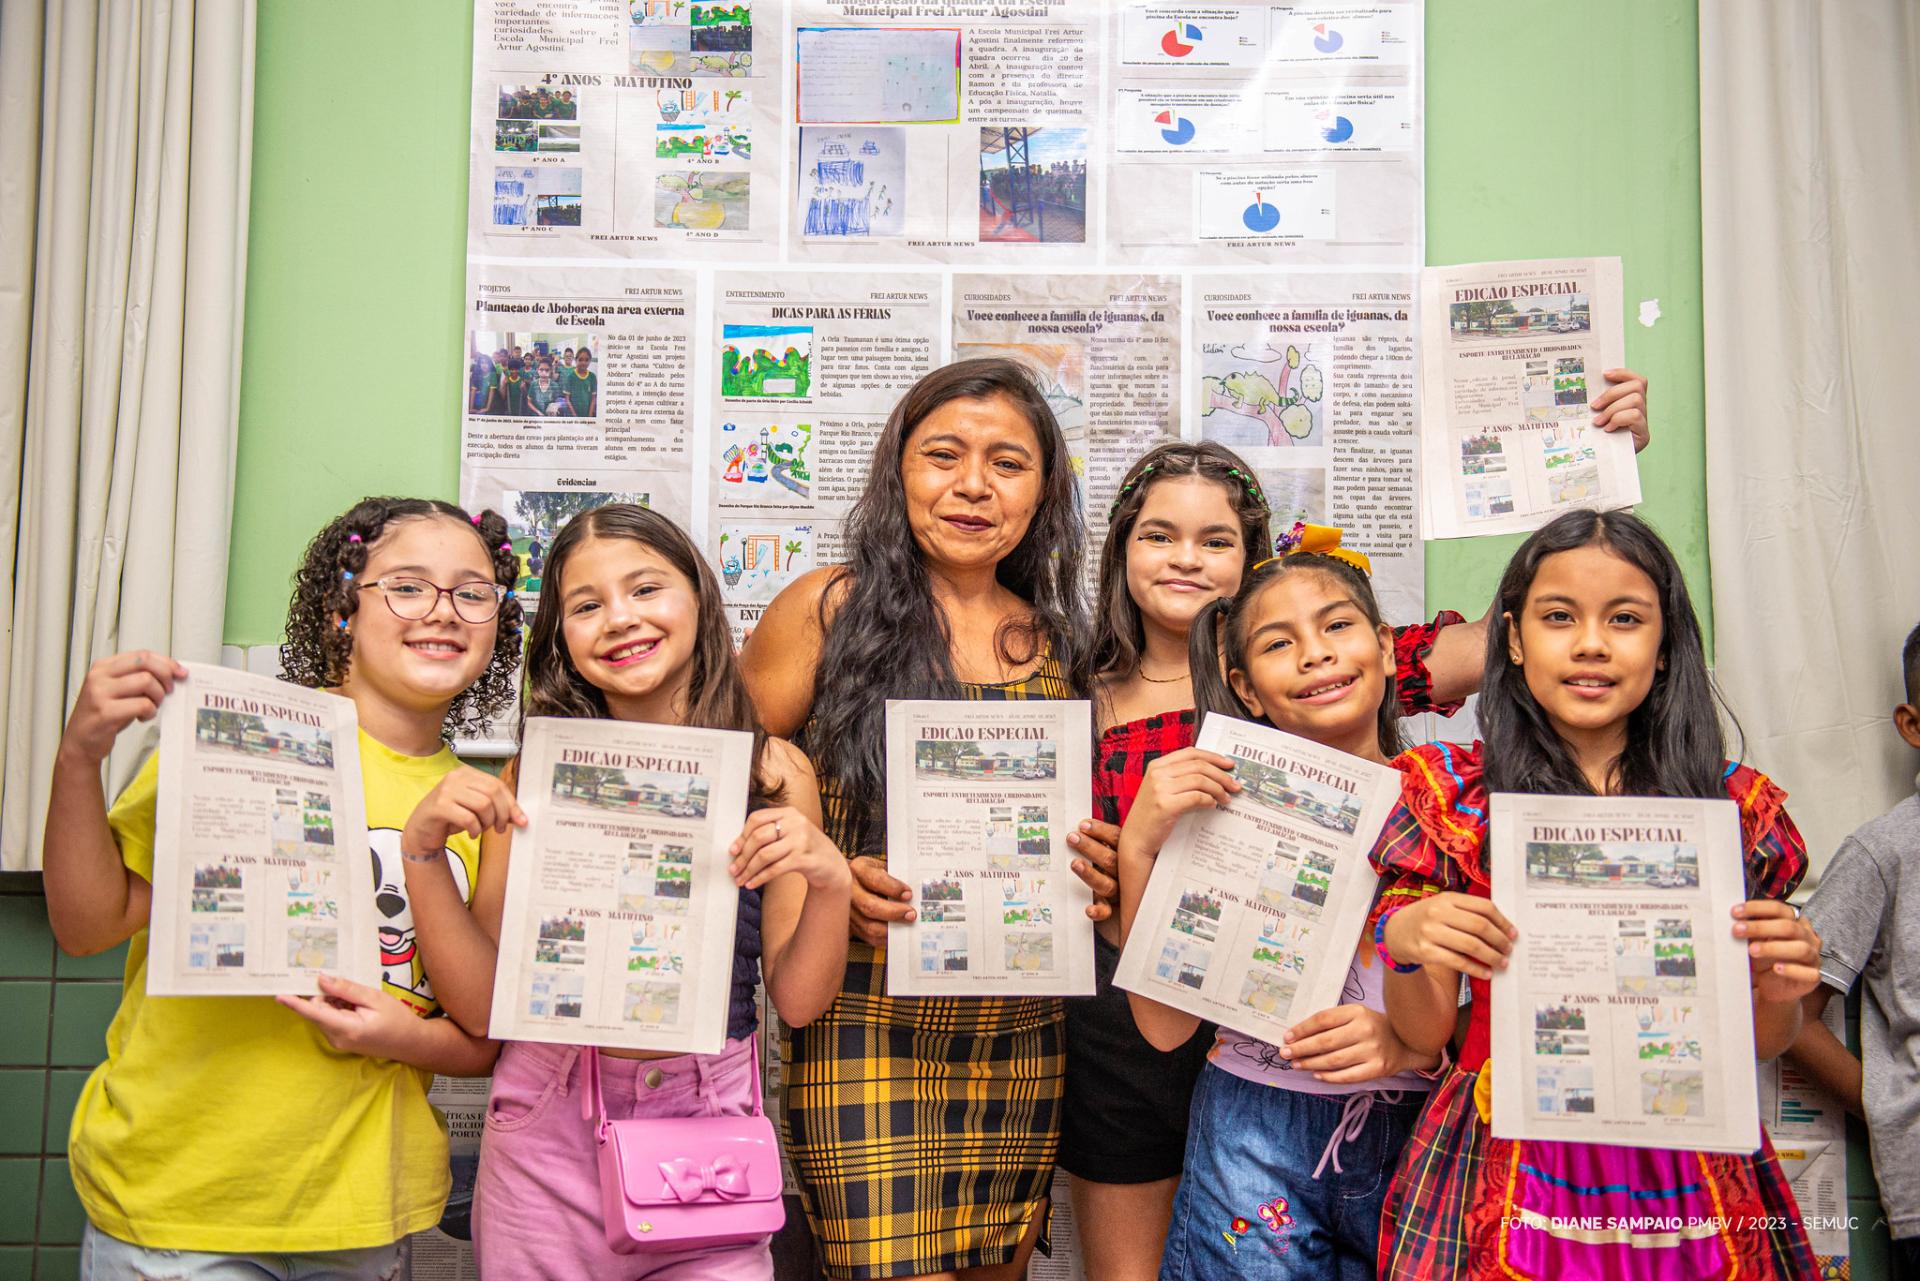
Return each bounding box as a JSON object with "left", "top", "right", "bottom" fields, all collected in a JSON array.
[
  {"left": 347, "top": 533, "right": 361, "bottom": 543},
  {"left": 471, "top": 514, "right": 482, "bottom": 525},
  {"left": 500, "top": 541, "right": 512, "bottom": 551}
]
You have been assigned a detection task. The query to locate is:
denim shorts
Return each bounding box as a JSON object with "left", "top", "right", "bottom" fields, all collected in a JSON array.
[
  {"left": 81, "top": 1223, "right": 406, "bottom": 1280},
  {"left": 1159, "top": 1064, "right": 1426, "bottom": 1281}
]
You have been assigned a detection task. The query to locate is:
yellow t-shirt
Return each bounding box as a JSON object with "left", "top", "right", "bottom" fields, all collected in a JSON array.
[{"left": 67, "top": 730, "right": 482, "bottom": 1252}]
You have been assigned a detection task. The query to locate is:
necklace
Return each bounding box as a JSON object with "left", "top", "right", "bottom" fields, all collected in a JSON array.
[{"left": 1137, "top": 661, "right": 1189, "bottom": 685}]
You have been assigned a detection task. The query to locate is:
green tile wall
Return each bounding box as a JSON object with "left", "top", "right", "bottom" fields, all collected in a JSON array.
[{"left": 0, "top": 875, "right": 123, "bottom": 1281}]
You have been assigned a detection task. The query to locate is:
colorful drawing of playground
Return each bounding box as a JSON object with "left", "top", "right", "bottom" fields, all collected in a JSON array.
[
  {"left": 720, "top": 324, "right": 811, "bottom": 398},
  {"left": 718, "top": 420, "right": 810, "bottom": 499}
]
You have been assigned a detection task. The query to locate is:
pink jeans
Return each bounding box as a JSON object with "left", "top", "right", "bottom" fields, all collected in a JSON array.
[{"left": 474, "top": 1037, "right": 774, "bottom": 1280}]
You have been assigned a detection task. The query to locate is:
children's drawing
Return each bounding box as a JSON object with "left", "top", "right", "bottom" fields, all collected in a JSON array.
[
  {"left": 655, "top": 88, "right": 750, "bottom": 160},
  {"left": 720, "top": 324, "right": 812, "bottom": 398},
  {"left": 1201, "top": 341, "right": 1325, "bottom": 447},
  {"left": 954, "top": 342, "right": 1086, "bottom": 436},
  {"left": 654, "top": 172, "right": 749, "bottom": 230},
  {"left": 717, "top": 420, "right": 811, "bottom": 498},
  {"left": 717, "top": 524, "right": 814, "bottom": 603},
  {"left": 492, "top": 166, "right": 583, "bottom": 228},
  {"left": 798, "top": 128, "right": 905, "bottom": 238},
  {"left": 630, "top": 18, "right": 753, "bottom": 77}
]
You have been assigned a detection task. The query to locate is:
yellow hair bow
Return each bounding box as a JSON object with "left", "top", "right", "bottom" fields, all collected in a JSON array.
[{"left": 1252, "top": 521, "right": 1373, "bottom": 576}]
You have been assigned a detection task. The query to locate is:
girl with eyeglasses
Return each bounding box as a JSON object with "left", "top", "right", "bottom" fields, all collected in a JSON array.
[{"left": 44, "top": 496, "right": 523, "bottom": 1280}]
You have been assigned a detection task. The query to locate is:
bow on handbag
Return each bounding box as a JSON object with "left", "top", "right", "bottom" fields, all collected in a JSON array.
[{"left": 658, "top": 1154, "right": 753, "bottom": 1203}]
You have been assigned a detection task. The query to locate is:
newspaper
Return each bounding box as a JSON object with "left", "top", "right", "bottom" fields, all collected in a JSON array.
[
  {"left": 1113, "top": 714, "right": 1399, "bottom": 1041},
  {"left": 1488, "top": 793, "right": 1760, "bottom": 1153},
  {"left": 405, "top": 1074, "right": 488, "bottom": 1281},
  {"left": 1759, "top": 997, "right": 1853, "bottom": 1268},
  {"left": 468, "top": 0, "right": 780, "bottom": 260},
  {"left": 459, "top": 261, "right": 697, "bottom": 615},
  {"left": 1194, "top": 270, "right": 1421, "bottom": 618},
  {"left": 1107, "top": 1, "right": 1424, "bottom": 267},
  {"left": 490, "top": 717, "right": 754, "bottom": 1053},
  {"left": 791, "top": 0, "right": 1101, "bottom": 265},
  {"left": 884, "top": 699, "right": 1096, "bottom": 996},
  {"left": 950, "top": 274, "right": 1182, "bottom": 567},
  {"left": 147, "top": 664, "right": 374, "bottom": 996},
  {"left": 706, "top": 271, "right": 942, "bottom": 642},
  {"left": 1418, "top": 257, "right": 1637, "bottom": 539}
]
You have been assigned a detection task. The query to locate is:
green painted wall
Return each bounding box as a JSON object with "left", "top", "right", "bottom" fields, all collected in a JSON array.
[{"left": 223, "top": 0, "right": 1712, "bottom": 649}]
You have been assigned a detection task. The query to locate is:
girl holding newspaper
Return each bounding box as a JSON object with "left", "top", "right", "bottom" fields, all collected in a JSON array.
[
  {"left": 1063, "top": 442, "right": 1481, "bottom": 1281},
  {"left": 1370, "top": 508, "right": 1821, "bottom": 1280},
  {"left": 1113, "top": 533, "right": 1452, "bottom": 1280},
  {"left": 394, "top": 503, "right": 851, "bottom": 1280},
  {"left": 45, "top": 497, "right": 523, "bottom": 1277}
]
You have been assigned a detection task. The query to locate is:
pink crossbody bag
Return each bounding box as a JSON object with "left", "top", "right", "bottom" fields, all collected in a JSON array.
[{"left": 581, "top": 1040, "right": 786, "bottom": 1254}]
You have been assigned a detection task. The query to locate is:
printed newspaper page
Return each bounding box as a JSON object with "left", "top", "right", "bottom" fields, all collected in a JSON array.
[
  {"left": 1194, "top": 271, "right": 1422, "bottom": 620},
  {"left": 1112, "top": 714, "right": 1399, "bottom": 1042},
  {"left": 405, "top": 1075, "right": 487, "bottom": 1281},
  {"left": 1108, "top": 1, "right": 1423, "bottom": 268},
  {"left": 491, "top": 717, "right": 753, "bottom": 1054},
  {"left": 1489, "top": 793, "right": 1760, "bottom": 1154},
  {"left": 1418, "top": 256, "right": 1636, "bottom": 539},
  {"left": 469, "top": 0, "right": 781, "bottom": 261},
  {"left": 790, "top": 0, "right": 1101, "bottom": 266},
  {"left": 1759, "top": 997, "right": 1853, "bottom": 1268},
  {"left": 884, "top": 699, "right": 1096, "bottom": 997},
  {"left": 950, "top": 274, "right": 1181, "bottom": 563},
  {"left": 706, "top": 271, "right": 942, "bottom": 642},
  {"left": 149, "top": 664, "right": 374, "bottom": 996},
  {"left": 459, "top": 261, "right": 697, "bottom": 616}
]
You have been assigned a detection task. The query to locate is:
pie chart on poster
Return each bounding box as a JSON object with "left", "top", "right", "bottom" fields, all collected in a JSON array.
[
  {"left": 1154, "top": 110, "right": 1197, "bottom": 145},
  {"left": 1313, "top": 24, "right": 1344, "bottom": 53},
  {"left": 1161, "top": 23, "right": 1202, "bottom": 56},
  {"left": 1242, "top": 195, "right": 1281, "bottom": 233},
  {"left": 1320, "top": 115, "right": 1355, "bottom": 143}
]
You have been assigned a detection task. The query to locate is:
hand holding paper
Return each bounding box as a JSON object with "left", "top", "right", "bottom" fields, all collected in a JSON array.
[
  {"left": 59, "top": 651, "right": 189, "bottom": 766},
  {"left": 402, "top": 765, "right": 526, "bottom": 857},
  {"left": 848, "top": 855, "right": 914, "bottom": 949}
]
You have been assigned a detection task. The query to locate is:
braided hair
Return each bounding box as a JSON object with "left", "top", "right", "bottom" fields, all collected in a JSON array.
[{"left": 280, "top": 497, "right": 524, "bottom": 740}]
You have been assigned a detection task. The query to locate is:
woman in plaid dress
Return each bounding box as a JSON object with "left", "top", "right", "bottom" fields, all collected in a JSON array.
[{"left": 741, "top": 358, "right": 1103, "bottom": 1280}]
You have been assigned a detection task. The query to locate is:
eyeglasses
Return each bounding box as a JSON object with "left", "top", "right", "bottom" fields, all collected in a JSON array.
[{"left": 359, "top": 576, "right": 506, "bottom": 623}]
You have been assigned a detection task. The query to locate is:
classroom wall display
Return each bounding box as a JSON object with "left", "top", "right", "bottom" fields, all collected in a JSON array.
[{"left": 456, "top": 1, "right": 1428, "bottom": 1269}]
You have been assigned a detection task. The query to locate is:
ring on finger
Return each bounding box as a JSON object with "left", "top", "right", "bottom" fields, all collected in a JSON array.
[
  {"left": 775, "top": 820, "right": 783, "bottom": 839},
  {"left": 1789, "top": 903, "right": 1802, "bottom": 920}
]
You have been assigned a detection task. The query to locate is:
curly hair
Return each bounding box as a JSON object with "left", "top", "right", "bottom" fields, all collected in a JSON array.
[
  {"left": 807, "top": 357, "right": 1089, "bottom": 857},
  {"left": 279, "top": 497, "right": 524, "bottom": 740}
]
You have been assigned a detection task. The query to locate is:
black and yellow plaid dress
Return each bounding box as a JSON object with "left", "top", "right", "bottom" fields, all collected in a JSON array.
[{"left": 783, "top": 656, "right": 1072, "bottom": 1279}]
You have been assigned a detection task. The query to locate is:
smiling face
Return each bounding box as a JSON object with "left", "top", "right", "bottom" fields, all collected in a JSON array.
[
  {"left": 899, "top": 393, "right": 1045, "bottom": 578},
  {"left": 1227, "top": 568, "right": 1394, "bottom": 761},
  {"left": 1507, "top": 543, "right": 1663, "bottom": 750},
  {"left": 1125, "top": 475, "right": 1247, "bottom": 637},
  {"left": 340, "top": 516, "right": 499, "bottom": 719},
  {"left": 556, "top": 535, "right": 699, "bottom": 723}
]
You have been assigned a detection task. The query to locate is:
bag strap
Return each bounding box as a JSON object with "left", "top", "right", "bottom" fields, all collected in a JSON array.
[{"left": 580, "top": 1033, "right": 768, "bottom": 1137}]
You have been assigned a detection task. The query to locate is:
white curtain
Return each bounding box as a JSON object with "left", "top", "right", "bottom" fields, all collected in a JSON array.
[
  {"left": 1700, "top": 0, "right": 1920, "bottom": 877},
  {"left": 0, "top": 0, "right": 255, "bottom": 870}
]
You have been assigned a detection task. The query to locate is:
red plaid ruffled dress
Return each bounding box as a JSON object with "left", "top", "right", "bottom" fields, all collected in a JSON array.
[{"left": 1366, "top": 742, "right": 1817, "bottom": 1281}]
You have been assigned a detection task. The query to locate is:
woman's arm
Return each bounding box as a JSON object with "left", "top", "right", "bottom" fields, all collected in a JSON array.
[
  {"left": 43, "top": 653, "right": 186, "bottom": 955},
  {"left": 738, "top": 566, "right": 837, "bottom": 739},
  {"left": 401, "top": 763, "right": 524, "bottom": 1039},
  {"left": 739, "top": 742, "right": 851, "bottom": 1028}
]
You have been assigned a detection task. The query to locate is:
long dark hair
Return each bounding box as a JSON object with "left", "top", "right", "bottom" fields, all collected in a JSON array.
[
  {"left": 1088, "top": 441, "right": 1272, "bottom": 696},
  {"left": 523, "top": 504, "right": 782, "bottom": 808},
  {"left": 808, "top": 357, "right": 1088, "bottom": 855},
  {"left": 1188, "top": 552, "right": 1402, "bottom": 760},
  {"left": 280, "top": 497, "right": 523, "bottom": 740},
  {"left": 1481, "top": 508, "right": 1730, "bottom": 800}
]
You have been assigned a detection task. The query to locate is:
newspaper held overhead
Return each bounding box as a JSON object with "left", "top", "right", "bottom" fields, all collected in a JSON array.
[
  {"left": 491, "top": 717, "right": 754, "bottom": 1054},
  {"left": 885, "top": 699, "right": 1097, "bottom": 997},
  {"left": 1488, "top": 793, "right": 1761, "bottom": 1154},
  {"left": 469, "top": 0, "right": 779, "bottom": 261},
  {"left": 1108, "top": 1, "right": 1424, "bottom": 268},
  {"left": 148, "top": 664, "right": 375, "bottom": 996},
  {"left": 1194, "top": 270, "right": 1422, "bottom": 620},
  {"left": 1113, "top": 714, "right": 1399, "bottom": 1043},
  {"left": 1418, "top": 257, "right": 1636, "bottom": 539},
  {"left": 706, "top": 271, "right": 942, "bottom": 644}
]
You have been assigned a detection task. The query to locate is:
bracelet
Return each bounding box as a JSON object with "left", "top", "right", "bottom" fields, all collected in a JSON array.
[
  {"left": 1374, "top": 905, "right": 1421, "bottom": 973},
  {"left": 400, "top": 849, "right": 445, "bottom": 865}
]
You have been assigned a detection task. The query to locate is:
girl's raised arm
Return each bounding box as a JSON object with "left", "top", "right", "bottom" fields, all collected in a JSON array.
[{"left": 43, "top": 652, "right": 186, "bottom": 955}]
